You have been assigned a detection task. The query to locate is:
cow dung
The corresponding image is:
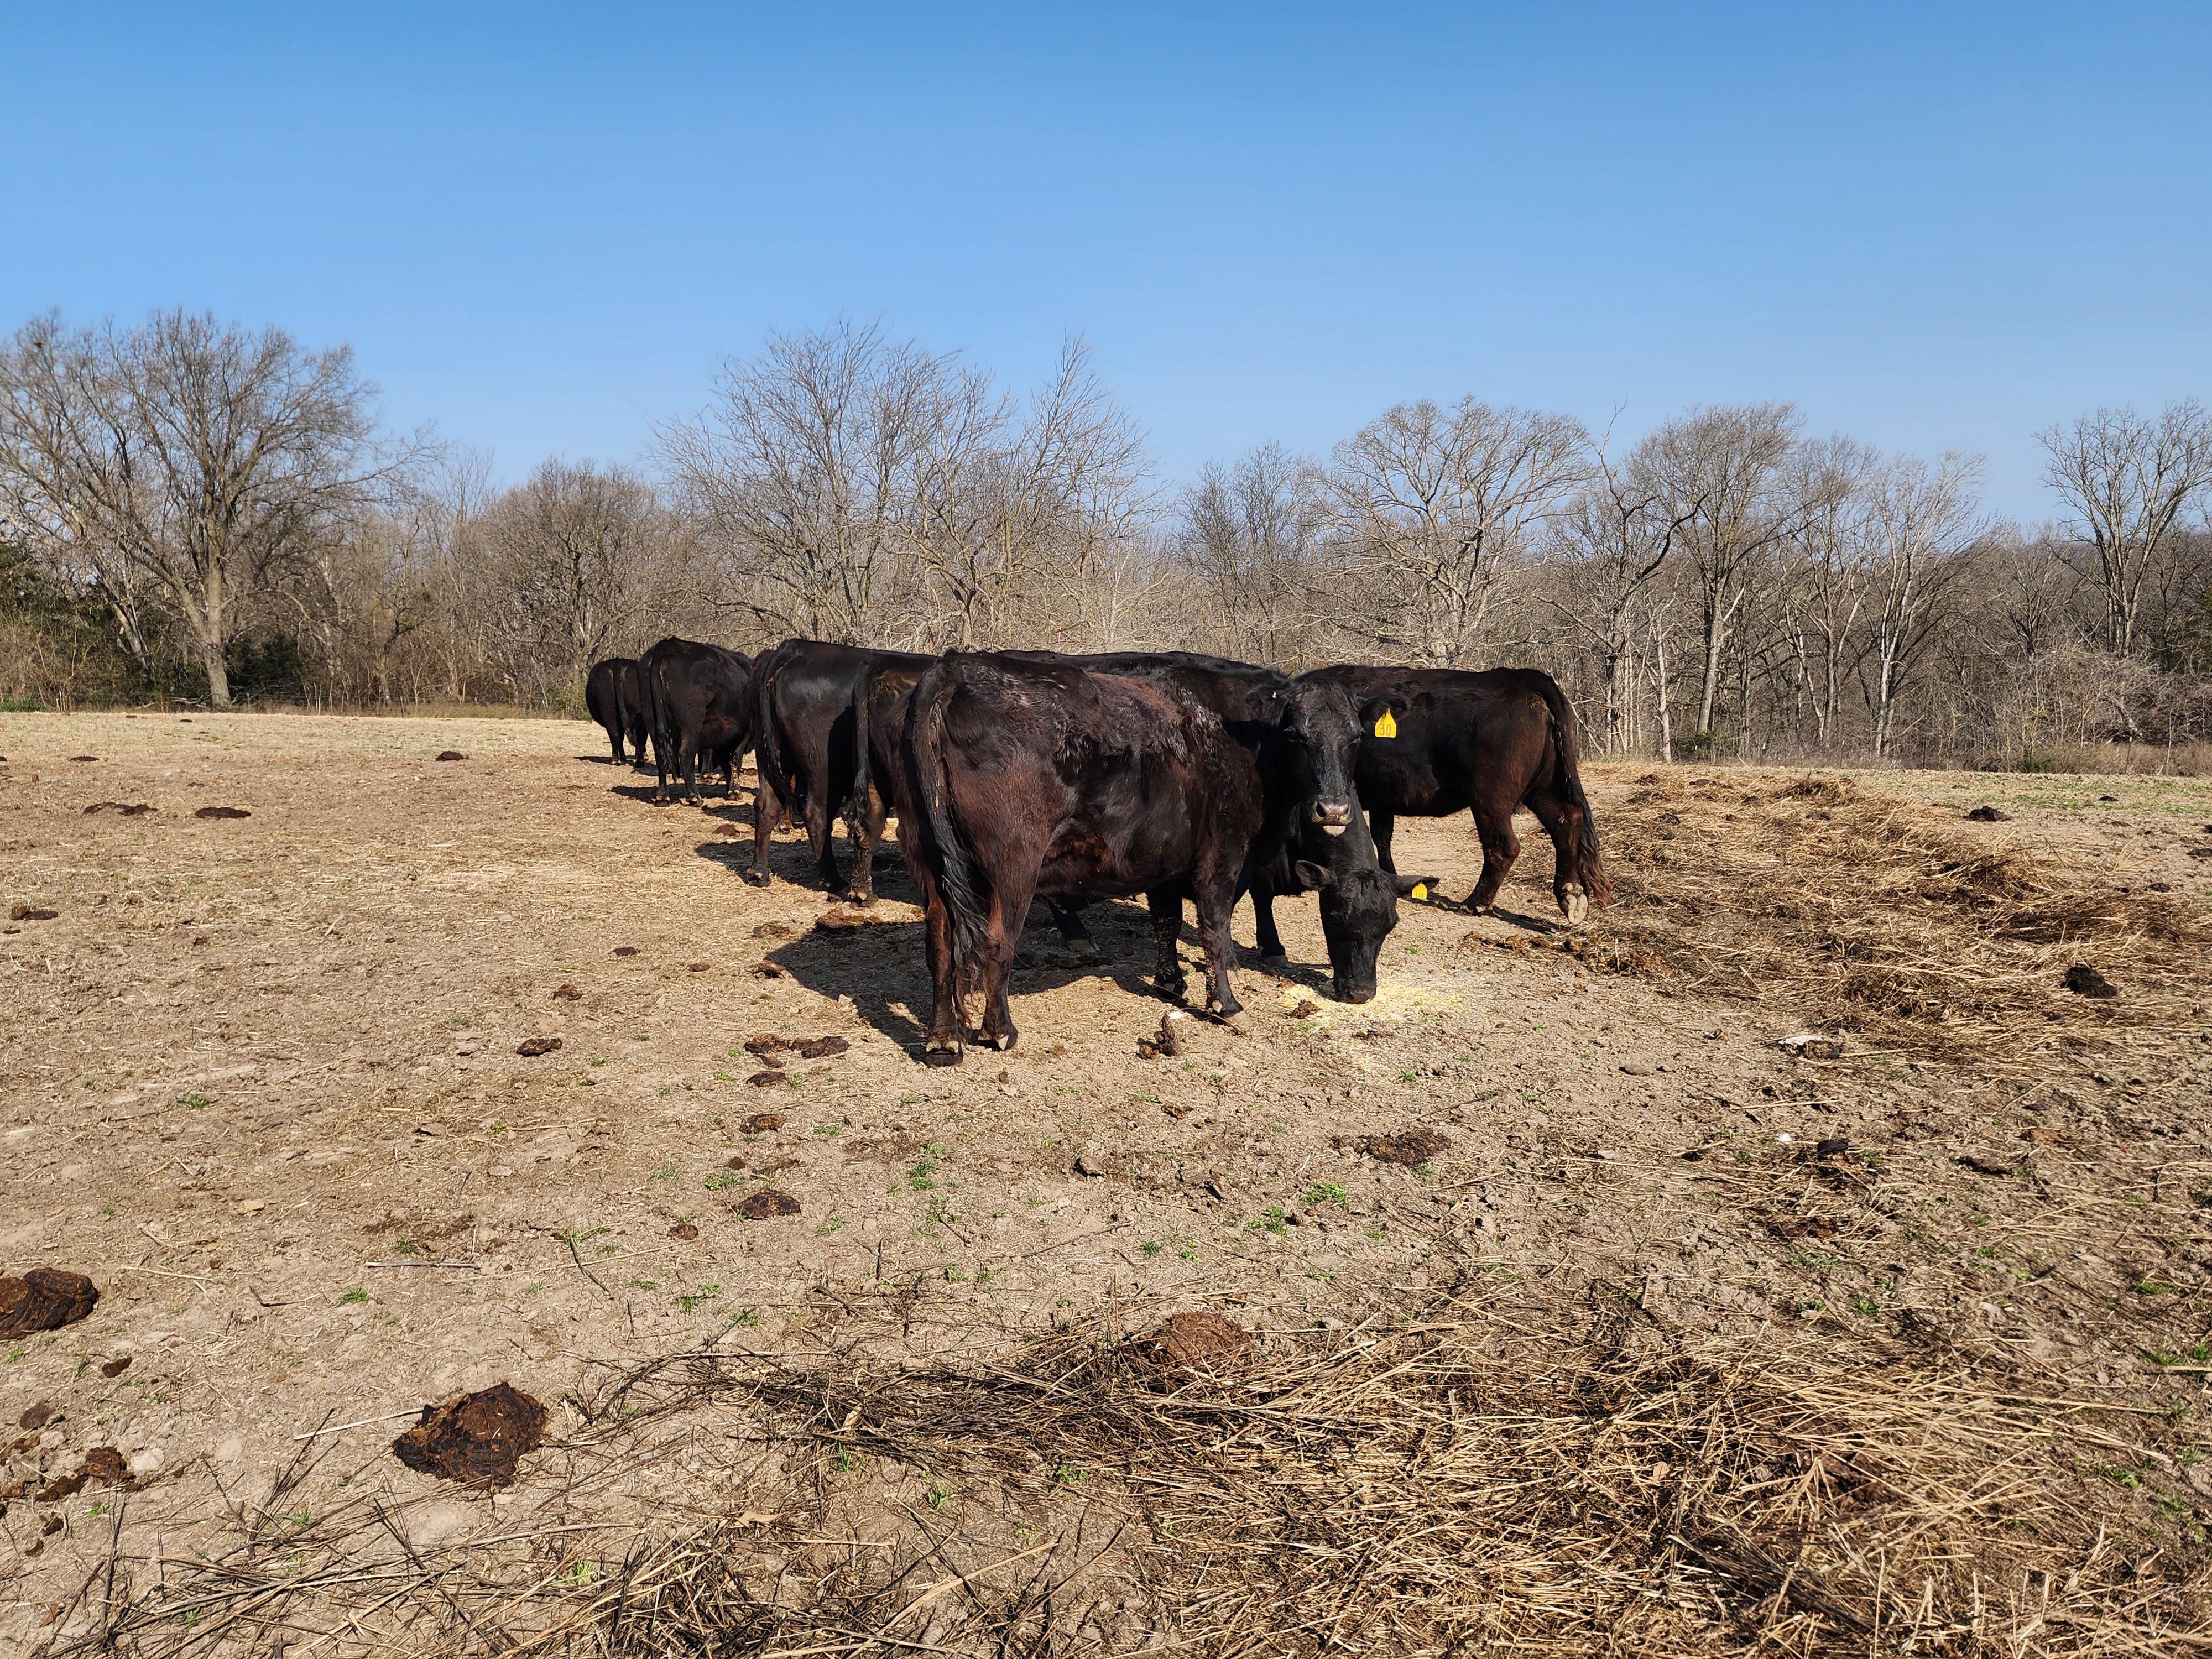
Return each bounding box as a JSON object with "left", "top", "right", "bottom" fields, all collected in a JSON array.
[
  {"left": 84, "top": 801, "right": 154, "bottom": 816},
  {"left": 194, "top": 805, "right": 251, "bottom": 820},
  {"left": 81, "top": 1447, "right": 134, "bottom": 1490},
  {"left": 1357, "top": 1129, "right": 1449, "bottom": 1167},
  {"left": 8, "top": 905, "right": 58, "bottom": 921},
  {"left": 68, "top": 754, "right": 99, "bottom": 762},
  {"left": 2063, "top": 964, "right": 2119, "bottom": 999},
  {"left": 612, "top": 946, "right": 639, "bottom": 957},
  {"left": 0, "top": 1270, "right": 101, "bottom": 1336},
  {"left": 723, "top": 1155, "right": 746, "bottom": 1171},
  {"left": 735, "top": 1190, "right": 801, "bottom": 1220},
  {"left": 1126, "top": 1310, "right": 1253, "bottom": 1383},
  {"left": 747, "top": 1070, "right": 787, "bottom": 1088},
  {"left": 1963, "top": 805, "right": 2011, "bottom": 822},
  {"left": 743, "top": 1113, "right": 786, "bottom": 1133},
  {"left": 98, "top": 1354, "right": 132, "bottom": 1379},
  {"left": 688, "top": 962, "right": 711, "bottom": 973},
  {"left": 751, "top": 922, "right": 791, "bottom": 940},
  {"left": 19, "top": 1400, "right": 58, "bottom": 1431},
  {"left": 551, "top": 984, "right": 582, "bottom": 1001},
  {"left": 669, "top": 1222, "right": 699, "bottom": 1240},
  {"left": 797, "top": 1036, "right": 848, "bottom": 1060},
  {"left": 392, "top": 1383, "right": 547, "bottom": 1489},
  {"left": 750, "top": 962, "right": 787, "bottom": 979},
  {"left": 1161, "top": 1101, "right": 1191, "bottom": 1120},
  {"left": 1288, "top": 999, "right": 1319, "bottom": 1020},
  {"left": 743, "top": 1034, "right": 790, "bottom": 1058},
  {"left": 515, "top": 1036, "right": 564, "bottom": 1057},
  {"left": 435, "top": 750, "right": 466, "bottom": 761}
]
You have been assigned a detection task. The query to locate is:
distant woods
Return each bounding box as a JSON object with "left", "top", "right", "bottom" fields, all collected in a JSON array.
[{"left": 4, "top": 309, "right": 2210, "bottom": 769}]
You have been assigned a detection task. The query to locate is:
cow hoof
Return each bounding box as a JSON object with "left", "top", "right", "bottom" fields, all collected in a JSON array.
[
  {"left": 1561, "top": 888, "right": 1588, "bottom": 924},
  {"left": 1068, "top": 938, "right": 1101, "bottom": 961},
  {"left": 922, "top": 1046, "right": 962, "bottom": 1068},
  {"left": 1256, "top": 948, "right": 1290, "bottom": 967},
  {"left": 741, "top": 868, "right": 771, "bottom": 888}
]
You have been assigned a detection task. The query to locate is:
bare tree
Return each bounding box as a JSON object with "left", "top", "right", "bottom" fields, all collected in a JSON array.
[
  {"left": 1861, "top": 451, "right": 1983, "bottom": 755},
  {"left": 1773, "top": 436, "right": 1874, "bottom": 749},
  {"left": 474, "top": 459, "right": 677, "bottom": 701},
  {"left": 657, "top": 319, "right": 950, "bottom": 646},
  {"left": 1542, "top": 433, "right": 1700, "bottom": 753},
  {"left": 1180, "top": 441, "right": 1325, "bottom": 666},
  {"left": 2038, "top": 401, "right": 2212, "bottom": 658},
  {"left": 1322, "top": 397, "right": 1590, "bottom": 666},
  {"left": 0, "top": 310, "right": 406, "bottom": 704},
  {"left": 1634, "top": 403, "right": 1801, "bottom": 740}
]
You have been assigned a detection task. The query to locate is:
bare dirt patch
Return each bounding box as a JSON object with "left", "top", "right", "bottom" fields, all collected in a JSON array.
[{"left": 2, "top": 712, "right": 2210, "bottom": 1652}]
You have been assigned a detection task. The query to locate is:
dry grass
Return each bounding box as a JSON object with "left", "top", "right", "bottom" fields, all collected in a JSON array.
[
  {"left": 43, "top": 1265, "right": 2210, "bottom": 1657},
  {"left": 1578, "top": 771, "right": 2210, "bottom": 1067}
]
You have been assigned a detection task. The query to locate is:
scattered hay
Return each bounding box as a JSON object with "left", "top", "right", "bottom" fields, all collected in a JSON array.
[
  {"left": 1583, "top": 775, "right": 2208, "bottom": 1062},
  {"left": 62, "top": 1275, "right": 2209, "bottom": 1656}
]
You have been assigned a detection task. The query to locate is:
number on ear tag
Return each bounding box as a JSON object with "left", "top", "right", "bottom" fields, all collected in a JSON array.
[
  {"left": 1374, "top": 709, "right": 1397, "bottom": 738},
  {"left": 1410, "top": 883, "right": 1427, "bottom": 899}
]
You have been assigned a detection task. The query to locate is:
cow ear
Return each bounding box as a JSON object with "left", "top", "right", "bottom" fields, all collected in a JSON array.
[
  {"left": 1359, "top": 696, "right": 1406, "bottom": 738},
  {"left": 1394, "top": 872, "right": 1441, "bottom": 897},
  {"left": 1294, "top": 860, "right": 1334, "bottom": 892}
]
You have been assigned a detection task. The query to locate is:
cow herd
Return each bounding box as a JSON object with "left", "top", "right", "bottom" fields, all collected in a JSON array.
[{"left": 586, "top": 640, "right": 1612, "bottom": 1066}]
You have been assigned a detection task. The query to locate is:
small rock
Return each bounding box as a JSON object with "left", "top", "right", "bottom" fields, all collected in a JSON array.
[
  {"left": 1161, "top": 1102, "right": 1190, "bottom": 1120},
  {"left": 214, "top": 1436, "right": 244, "bottom": 1464},
  {"left": 1619, "top": 1062, "right": 1654, "bottom": 1076},
  {"left": 18, "top": 1400, "right": 57, "bottom": 1431},
  {"left": 435, "top": 750, "right": 466, "bottom": 761},
  {"left": 750, "top": 961, "right": 787, "bottom": 979},
  {"left": 516, "top": 1036, "right": 563, "bottom": 1057},
  {"left": 1815, "top": 1138, "right": 1851, "bottom": 1157},
  {"left": 751, "top": 922, "right": 790, "bottom": 940},
  {"left": 1074, "top": 1152, "right": 1108, "bottom": 1178},
  {"left": 233, "top": 1199, "right": 266, "bottom": 1216},
  {"left": 98, "top": 1354, "right": 131, "bottom": 1379},
  {"left": 126, "top": 1447, "right": 165, "bottom": 1478},
  {"left": 688, "top": 962, "right": 711, "bottom": 973}
]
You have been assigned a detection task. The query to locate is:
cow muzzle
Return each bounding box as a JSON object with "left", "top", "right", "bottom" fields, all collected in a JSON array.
[{"left": 1312, "top": 800, "right": 1354, "bottom": 837}]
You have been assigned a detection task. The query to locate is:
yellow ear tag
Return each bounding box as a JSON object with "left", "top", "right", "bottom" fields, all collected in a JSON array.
[
  {"left": 1410, "top": 883, "right": 1427, "bottom": 900},
  {"left": 1374, "top": 709, "right": 1397, "bottom": 738}
]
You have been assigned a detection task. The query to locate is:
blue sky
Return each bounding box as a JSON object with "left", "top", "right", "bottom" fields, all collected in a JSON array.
[{"left": 8, "top": 2, "right": 2208, "bottom": 521}]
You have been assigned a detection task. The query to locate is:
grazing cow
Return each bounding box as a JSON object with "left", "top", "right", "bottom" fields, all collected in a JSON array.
[
  {"left": 1000, "top": 650, "right": 1420, "bottom": 1004},
  {"left": 638, "top": 637, "right": 754, "bottom": 806},
  {"left": 899, "top": 654, "right": 1265, "bottom": 1063},
  {"left": 749, "top": 639, "right": 932, "bottom": 901},
  {"left": 1306, "top": 665, "right": 1610, "bottom": 922},
  {"left": 585, "top": 658, "right": 651, "bottom": 766}
]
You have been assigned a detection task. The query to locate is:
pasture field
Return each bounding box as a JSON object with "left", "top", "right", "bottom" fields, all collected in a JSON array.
[{"left": 3, "top": 710, "right": 2211, "bottom": 1655}]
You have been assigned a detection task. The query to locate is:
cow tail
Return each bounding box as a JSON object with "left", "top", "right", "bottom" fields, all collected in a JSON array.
[
  {"left": 753, "top": 643, "right": 799, "bottom": 811},
  {"left": 644, "top": 653, "right": 674, "bottom": 781},
  {"left": 909, "top": 665, "right": 989, "bottom": 973},
  {"left": 1535, "top": 674, "right": 1612, "bottom": 911},
  {"left": 846, "top": 667, "right": 875, "bottom": 826}
]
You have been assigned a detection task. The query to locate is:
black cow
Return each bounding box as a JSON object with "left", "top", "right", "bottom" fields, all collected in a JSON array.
[
  {"left": 749, "top": 638, "right": 932, "bottom": 901},
  {"left": 638, "top": 637, "right": 755, "bottom": 806},
  {"left": 585, "top": 658, "right": 650, "bottom": 766},
  {"left": 898, "top": 654, "right": 1264, "bottom": 1063},
  {"left": 999, "top": 650, "right": 1419, "bottom": 1004},
  {"left": 1306, "top": 665, "right": 1610, "bottom": 922}
]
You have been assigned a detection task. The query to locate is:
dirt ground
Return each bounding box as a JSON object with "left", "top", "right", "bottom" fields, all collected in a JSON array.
[{"left": 4, "top": 711, "right": 2212, "bottom": 1655}]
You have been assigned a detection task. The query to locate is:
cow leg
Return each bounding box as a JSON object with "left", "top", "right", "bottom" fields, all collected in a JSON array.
[
  {"left": 1147, "top": 892, "right": 1188, "bottom": 1002},
  {"left": 1465, "top": 808, "right": 1521, "bottom": 914},
  {"left": 975, "top": 869, "right": 1037, "bottom": 1052},
  {"left": 1195, "top": 883, "right": 1245, "bottom": 1019},
  {"left": 844, "top": 789, "right": 886, "bottom": 906},
  {"left": 607, "top": 726, "right": 624, "bottom": 765},
  {"left": 917, "top": 870, "right": 964, "bottom": 1066},
  {"left": 1524, "top": 789, "right": 1590, "bottom": 923},
  {"left": 806, "top": 790, "right": 847, "bottom": 895},
  {"left": 1046, "top": 903, "right": 1098, "bottom": 959},
  {"left": 745, "top": 774, "right": 783, "bottom": 886},
  {"left": 1371, "top": 810, "right": 1398, "bottom": 874},
  {"left": 1251, "top": 884, "right": 1288, "bottom": 965}
]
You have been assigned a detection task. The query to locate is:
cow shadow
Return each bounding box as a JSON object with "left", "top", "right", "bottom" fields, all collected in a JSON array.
[{"left": 746, "top": 892, "right": 1286, "bottom": 1058}]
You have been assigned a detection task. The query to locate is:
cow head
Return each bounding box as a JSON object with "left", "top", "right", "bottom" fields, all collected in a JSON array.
[
  {"left": 1293, "top": 854, "right": 1398, "bottom": 1005},
  {"left": 1275, "top": 682, "right": 1375, "bottom": 837}
]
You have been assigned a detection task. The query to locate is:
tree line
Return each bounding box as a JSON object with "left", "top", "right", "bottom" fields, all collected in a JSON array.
[{"left": 4, "top": 308, "right": 2209, "bottom": 770}]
